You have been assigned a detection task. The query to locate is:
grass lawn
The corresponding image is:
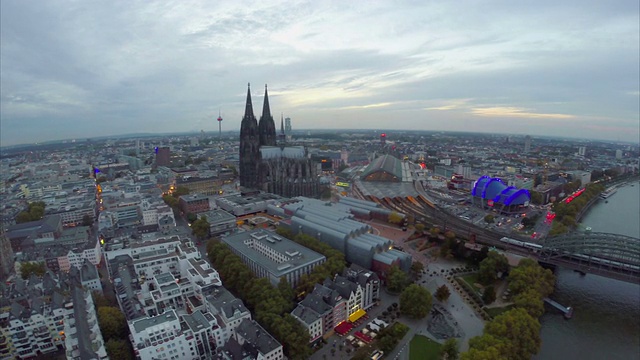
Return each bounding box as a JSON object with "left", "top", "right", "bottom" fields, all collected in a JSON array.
[
  {"left": 409, "top": 335, "right": 442, "bottom": 360},
  {"left": 485, "top": 304, "right": 515, "bottom": 318},
  {"left": 461, "top": 273, "right": 482, "bottom": 290}
]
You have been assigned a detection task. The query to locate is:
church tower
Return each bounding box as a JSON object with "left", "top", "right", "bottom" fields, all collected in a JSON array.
[
  {"left": 239, "top": 83, "right": 260, "bottom": 188},
  {"left": 258, "top": 84, "right": 277, "bottom": 147}
]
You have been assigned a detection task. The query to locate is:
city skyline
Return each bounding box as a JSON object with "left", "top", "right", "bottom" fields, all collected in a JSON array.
[{"left": 1, "top": 0, "right": 639, "bottom": 146}]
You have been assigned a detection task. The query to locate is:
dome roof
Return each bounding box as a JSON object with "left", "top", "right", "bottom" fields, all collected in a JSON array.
[{"left": 472, "top": 175, "right": 530, "bottom": 206}]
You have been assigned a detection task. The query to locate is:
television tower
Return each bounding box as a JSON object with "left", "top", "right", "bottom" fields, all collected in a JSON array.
[{"left": 217, "top": 110, "right": 223, "bottom": 138}]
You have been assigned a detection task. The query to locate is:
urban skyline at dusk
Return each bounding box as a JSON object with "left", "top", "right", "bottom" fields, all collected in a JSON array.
[{"left": 1, "top": 0, "right": 639, "bottom": 146}]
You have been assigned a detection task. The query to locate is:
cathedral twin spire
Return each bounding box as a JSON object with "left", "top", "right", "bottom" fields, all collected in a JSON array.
[{"left": 241, "top": 83, "right": 276, "bottom": 147}]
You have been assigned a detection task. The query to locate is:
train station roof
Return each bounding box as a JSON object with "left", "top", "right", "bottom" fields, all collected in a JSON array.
[{"left": 361, "top": 155, "right": 404, "bottom": 182}]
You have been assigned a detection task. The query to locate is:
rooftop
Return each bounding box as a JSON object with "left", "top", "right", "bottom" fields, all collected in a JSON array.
[
  {"left": 222, "top": 229, "right": 325, "bottom": 277},
  {"left": 132, "top": 309, "right": 178, "bottom": 333}
]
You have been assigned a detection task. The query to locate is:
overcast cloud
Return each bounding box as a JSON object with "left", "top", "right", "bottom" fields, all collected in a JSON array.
[{"left": 1, "top": 0, "right": 638, "bottom": 146}]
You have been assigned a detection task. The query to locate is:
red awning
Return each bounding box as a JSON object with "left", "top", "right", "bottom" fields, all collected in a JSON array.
[
  {"left": 354, "top": 331, "right": 373, "bottom": 343},
  {"left": 334, "top": 322, "right": 354, "bottom": 335}
]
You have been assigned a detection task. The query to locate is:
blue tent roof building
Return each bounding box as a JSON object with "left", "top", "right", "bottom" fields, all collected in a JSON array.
[{"left": 471, "top": 175, "right": 531, "bottom": 213}]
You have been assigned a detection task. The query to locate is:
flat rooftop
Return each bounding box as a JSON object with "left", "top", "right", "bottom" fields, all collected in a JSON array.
[
  {"left": 222, "top": 229, "right": 325, "bottom": 277},
  {"left": 132, "top": 309, "right": 178, "bottom": 333},
  {"left": 218, "top": 193, "right": 282, "bottom": 206},
  {"left": 200, "top": 209, "right": 236, "bottom": 223}
]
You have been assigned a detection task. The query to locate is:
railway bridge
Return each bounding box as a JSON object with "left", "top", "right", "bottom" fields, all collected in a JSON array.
[{"left": 538, "top": 232, "right": 640, "bottom": 284}]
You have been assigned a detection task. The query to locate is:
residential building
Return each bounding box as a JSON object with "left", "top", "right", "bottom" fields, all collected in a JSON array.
[
  {"left": 215, "top": 319, "right": 283, "bottom": 360},
  {"left": 0, "top": 272, "right": 108, "bottom": 360},
  {"left": 129, "top": 309, "right": 199, "bottom": 360}
]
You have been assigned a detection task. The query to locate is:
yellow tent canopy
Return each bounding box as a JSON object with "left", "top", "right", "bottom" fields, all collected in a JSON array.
[{"left": 348, "top": 308, "right": 366, "bottom": 323}]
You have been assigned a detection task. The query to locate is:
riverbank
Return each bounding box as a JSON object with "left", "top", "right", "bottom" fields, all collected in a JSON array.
[
  {"left": 577, "top": 177, "right": 640, "bottom": 225},
  {"left": 536, "top": 181, "right": 640, "bottom": 360}
]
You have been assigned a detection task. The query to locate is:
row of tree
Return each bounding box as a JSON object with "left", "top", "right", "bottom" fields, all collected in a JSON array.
[
  {"left": 161, "top": 185, "right": 190, "bottom": 211},
  {"left": 461, "top": 259, "right": 556, "bottom": 359},
  {"left": 275, "top": 227, "right": 346, "bottom": 297},
  {"left": 206, "top": 240, "right": 312, "bottom": 360},
  {"left": 16, "top": 201, "right": 46, "bottom": 224},
  {"left": 92, "top": 292, "right": 133, "bottom": 360},
  {"left": 550, "top": 182, "right": 605, "bottom": 235}
]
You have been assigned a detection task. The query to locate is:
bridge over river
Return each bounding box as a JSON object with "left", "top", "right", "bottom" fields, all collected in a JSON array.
[{"left": 537, "top": 232, "right": 640, "bottom": 285}]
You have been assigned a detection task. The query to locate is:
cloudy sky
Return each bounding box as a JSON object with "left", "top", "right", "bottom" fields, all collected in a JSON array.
[{"left": 1, "top": 0, "right": 639, "bottom": 146}]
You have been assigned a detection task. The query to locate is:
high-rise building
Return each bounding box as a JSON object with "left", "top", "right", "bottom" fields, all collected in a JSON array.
[
  {"left": 578, "top": 146, "right": 587, "bottom": 156},
  {"left": 380, "top": 133, "right": 386, "bottom": 146},
  {"left": 285, "top": 117, "right": 292, "bottom": 134},
  {"left": 615, "top": 149, "right": 623, "bottom": 159},
  {"left": 155, "top": 146, "right": 171, "bottom": 167},
  {"left": 524, "top": 135, "right": 532, "bottom": 153},
  {"left": 278, "top": 114, "right": 286, "bottom": 145}
]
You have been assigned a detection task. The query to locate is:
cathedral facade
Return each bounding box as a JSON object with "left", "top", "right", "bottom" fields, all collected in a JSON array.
[{"left": 239, "top": 84, "right": 320, "bottom": 198}]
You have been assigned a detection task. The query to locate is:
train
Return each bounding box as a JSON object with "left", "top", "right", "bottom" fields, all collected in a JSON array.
[
  {"left": 500, "top": 237, "right": 639, "bottom": 273},
  {"left": 499, "top": 237, "right": 543, "bottom": 252},
  {"left": 569, "top": 253, "right": 640, "bottom": 272}
]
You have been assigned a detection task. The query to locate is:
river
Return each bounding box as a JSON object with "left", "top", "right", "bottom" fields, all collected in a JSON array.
[{"left": 534, "top": 181, "right": 640, "bottom": 360}]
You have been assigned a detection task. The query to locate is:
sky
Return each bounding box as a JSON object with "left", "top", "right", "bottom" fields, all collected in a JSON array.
[{"left": 1, "top": 0, "right": 639, "bottom": 146}]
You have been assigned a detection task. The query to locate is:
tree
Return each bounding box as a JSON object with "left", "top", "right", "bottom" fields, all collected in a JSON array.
[
  {"left": 92, "top": 291, "right": 112, "bottom": 309},
  {"left": 470, "top": 246, "right": 489, "bottom": 265},
  {"left": 162, "top": 194, "right": 179, "bottom": 208},
  {"left": 530, "top": 191, "right": 544, "bottom": 205},
  {"left": 561, "top": 215, "right": 576, "bottom": 227},
  {"left": 484, "top": 214, "right": 495, "bottom": 224},
  {"left": 388, "top": 212, "right": 404, "bottom": 225},
  {"left": 172, "top": 186, "right": 190, "bottom": 197},
  {"left": 82, "top": 214, "right": 93, "bottom": 226},
  {"left": 386, "top": 265, "right": 410, "bottom": 293},
  {"left": 191, "top": 216, "right": 210, "bottom": 240},
  {"left": 415, "top": 223, "right": 425, "bottom": 233},
  {"left": 513, "top": 290, "right": 545, "bottom": 318},
  {"left": 441, "top": 338, "right": 459, "bottom": 360},
  {"left": 105, "top": 339, "right": 133, "bottom": 360},
  {"left": 187, "top": 212, "right": 198, "bottom": 223},
  {"left": 508, "top": 258, "right": 555, "bottom": 298},
  {"left": 15, "top": 201, "right": 46, "bottom": 224},
  {"left": 461, "top": 338, "right": 508, "bottom": 360},
  {"left": 411, "top": 261, "right": 424, "bottom": 275},
  {"left": 430, "top": 227, "right": 441, "bottom": 238},
  {"left": 435, "top": 284, "right": 451, "bottom": 302},
  {"left": 277, "top": 277, "right": 295, "bottom": 304},
  {"left": 444, "top": 230, "right": 456, "bottom": 241},
  {"left": 478, "top": 251, "right": 509, "bottom": 285},
  {"left": 399, "top": 284, "right": 432, "bottom": 319},
  {"left": 484, "top": 308, "right": 541, "bottom": 359},
  {"left": 97, "top": 306, "right": 128, "bottom": 342},
  {"left": 482, "top": 285, "right": 496, "bottom": 304},
  {"left": 16, "top": 211, "right": 33, "bottom": 224},
  {"left": 20, "top": 262, "right": 46, "bottom": 279}
]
